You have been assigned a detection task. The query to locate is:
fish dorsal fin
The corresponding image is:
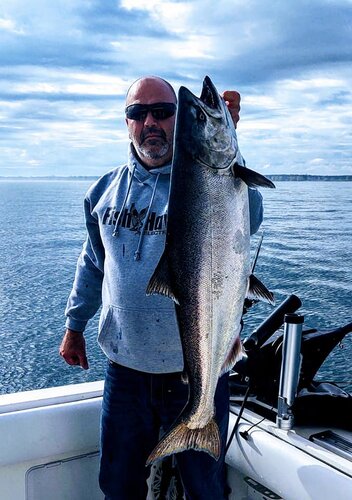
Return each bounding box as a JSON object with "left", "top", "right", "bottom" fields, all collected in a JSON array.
[
  {"left": 247, "top": 274, "right": 275, "bottom": 305},
  {"left": 232, "top": 163, "right": 275, "bottom": 189},
  {"left": 146, "top": 250, "right": 180, "bottom": 304},
  {"left": 220, "top": 336, "right": 243, "bottom": 376}
]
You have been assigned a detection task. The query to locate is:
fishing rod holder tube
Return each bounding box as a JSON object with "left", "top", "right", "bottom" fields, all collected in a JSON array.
[
  {"left": 243, "top": 294, "right": 302, "bottom": 352},
  {"left": 276, "top": 313, "right": 304, "bottom": 430}
]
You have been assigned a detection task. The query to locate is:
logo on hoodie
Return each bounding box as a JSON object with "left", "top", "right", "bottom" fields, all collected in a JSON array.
[{"left": 103, "top": 204, "right": 167, "bottom": 235}]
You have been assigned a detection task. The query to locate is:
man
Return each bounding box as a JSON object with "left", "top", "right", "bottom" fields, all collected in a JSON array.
[{"left": 60, "top": 76, "right": 263, "bottom": 499}]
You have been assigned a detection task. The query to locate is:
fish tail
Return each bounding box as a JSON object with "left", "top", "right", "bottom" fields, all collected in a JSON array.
[{"left": 146, "top": 419, "right": 221, "bottom": 466}]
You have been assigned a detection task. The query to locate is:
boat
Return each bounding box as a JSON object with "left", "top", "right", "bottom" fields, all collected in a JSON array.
[
  {"left": 226, "top": 294, "right": 352, "bottom": 500},
  {"left": 0, "top": 294, "right": 351, "bottom": 499}
]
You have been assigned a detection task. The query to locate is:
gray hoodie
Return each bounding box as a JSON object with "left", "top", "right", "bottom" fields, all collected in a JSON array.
[{"left": 65, "top": 146, "right": 264, "bottom": 373}]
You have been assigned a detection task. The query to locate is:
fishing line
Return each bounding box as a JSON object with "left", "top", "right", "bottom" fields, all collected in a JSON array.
[
  {"left": 225, "top": 384, "right": 251, "bottom": 453},
  {"left": 239, "top": 416, "right": 267, "bottom": 441}
]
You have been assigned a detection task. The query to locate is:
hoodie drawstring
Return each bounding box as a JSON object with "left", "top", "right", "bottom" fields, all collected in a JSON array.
[
  {"left": 112, "top": 162, "right": 137, "bottom": 237},
  {"left": 134, "top": 173, "right": 161, "bottom": 261},
  {"left": 113, "top": 163, "right": 162, "bottom": 262}
]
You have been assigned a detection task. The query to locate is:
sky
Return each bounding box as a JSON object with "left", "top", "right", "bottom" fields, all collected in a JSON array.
[{"left": 0, "top": 0, "right": 351, "bottom": 177}]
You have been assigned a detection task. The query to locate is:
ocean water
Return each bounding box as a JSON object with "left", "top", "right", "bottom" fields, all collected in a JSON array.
[{"left": 0, "top": 180, "right": 351, "bottom": 395}]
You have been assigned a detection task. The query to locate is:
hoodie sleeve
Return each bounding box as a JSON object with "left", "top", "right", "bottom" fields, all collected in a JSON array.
[
  {"left": 65, "top": 195, "right": 105, "bottom": 333},
  {"left": 248, "top": 187, "right": 264, "bottom": 235}
]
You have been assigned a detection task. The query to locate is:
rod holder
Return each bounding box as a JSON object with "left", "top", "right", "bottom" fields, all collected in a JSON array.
[
  {"left": 243, "top": 294, "right": 302, "bottom": 352},
  {"left": 276, "top": 313, "right": 304, "bottom": 430}
]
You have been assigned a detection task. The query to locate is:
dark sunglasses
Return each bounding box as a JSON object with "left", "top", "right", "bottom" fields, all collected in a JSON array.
[{"left": 125, "top": 102, "right": 177, "bottom": 121}]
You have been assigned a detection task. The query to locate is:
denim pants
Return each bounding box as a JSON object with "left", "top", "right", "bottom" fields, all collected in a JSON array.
[{"left": 99, "top": 361, "right": 230, "bottom": 500}]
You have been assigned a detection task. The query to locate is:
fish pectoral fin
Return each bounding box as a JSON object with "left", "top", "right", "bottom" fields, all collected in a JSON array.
[
  {"left": 232, "top": 163, "right": 275, "bottom": 189},
  {"left": 146, "top": 251, "right": 179, "bottom": 304},
  {"left": 146, "top": 419, "right": 221, "bottom": 466},
  {"left": 221, "top": 336, "right": 243, "bottom": 375},
  {"left": 247, "top": 274, "right": 275, "bottom": 305}
]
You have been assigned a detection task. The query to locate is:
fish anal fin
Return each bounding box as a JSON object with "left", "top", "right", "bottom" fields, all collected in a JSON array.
[
  {"left": 146, "top": 419, "right": 221, "bottom": 466},
  {"left": 247, "top": 274, "right": 275, "bottom": 305},
  {"left": 232, "top": 163, "right": 275, "bottom": 189},
  {"left": 146, "top": 251, "right": 179, "bottom": 304},
  {"left": 221, "top": 336, "right": 243, "bottom": 375}
]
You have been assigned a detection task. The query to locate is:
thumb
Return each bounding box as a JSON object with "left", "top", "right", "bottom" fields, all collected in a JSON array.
[{"left": 79, "top": 353, "right": 89, "bottom": 370}]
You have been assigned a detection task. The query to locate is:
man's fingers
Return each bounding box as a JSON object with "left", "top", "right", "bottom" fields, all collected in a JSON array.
[
  {"left": 59, "top": 330, "right": 88, "bottom": 369},
  {"left": 230, "top": 110, "right": 240, "bottom": 128},
  {"left": 62, "top": 354, "right": 79, "bottom": 365},
  {"left": 66, "top": 355, "right": 88, "bottom": 369},
  {"left": 222, "top": 90, "right": 241, "bottom": 108},
  {"left": 222, "top": 90, "right": 241, "bottom": 128},
  {"left": 79, "top": 354, "right": 89, "bottom": 370},
  {"left": 60, "top": 349, "right": 88, "bottom": 369}
]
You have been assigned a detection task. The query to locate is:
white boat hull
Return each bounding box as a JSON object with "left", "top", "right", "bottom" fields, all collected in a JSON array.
[
  {"left": 227, "top": 402, "right": 352, "bottom": 500},
  {"left": 0, "top": 382, "right": 104, "bottom": 500},
  {"left": 0, "top": 383, "right": 351, "bottom": 499}
]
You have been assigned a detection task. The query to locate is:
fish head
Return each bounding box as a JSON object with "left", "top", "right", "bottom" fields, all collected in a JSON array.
[{"left": 175, "top": 76, "right": 240, "bottom": 171}]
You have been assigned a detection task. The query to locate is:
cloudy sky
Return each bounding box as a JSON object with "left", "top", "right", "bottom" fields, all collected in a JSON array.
[{"left": 1, "top": 0, "right": 351, "bottom": 177}]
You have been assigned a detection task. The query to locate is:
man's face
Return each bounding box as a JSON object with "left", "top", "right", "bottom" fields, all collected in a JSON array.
[{"left": 125, "top": 78, "right": 176, "bottom": 169}]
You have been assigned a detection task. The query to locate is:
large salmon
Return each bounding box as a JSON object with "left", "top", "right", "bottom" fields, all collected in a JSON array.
[{"left": 146, "top": 76, "right": 274, "bottom": 464}]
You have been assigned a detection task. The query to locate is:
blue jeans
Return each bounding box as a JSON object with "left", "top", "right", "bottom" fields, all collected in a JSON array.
[{"left": 99, "top": 361, "right": 230, "bottom": 500}]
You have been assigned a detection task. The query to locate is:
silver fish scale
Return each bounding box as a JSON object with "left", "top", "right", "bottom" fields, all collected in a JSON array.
[
  {"left": 146, "top": 77, "right": 274, "bottom": 465},
  {"left": 169, "top": 164, "right": 250, "bottom": 429}
]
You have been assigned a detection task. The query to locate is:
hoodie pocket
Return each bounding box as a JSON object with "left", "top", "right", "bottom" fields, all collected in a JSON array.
[
  {"left": 98, "top": 306, "right": 113, "bottom": 343},
  {"left": 97, "top": 304, "right": 183, "bottom": 372}
]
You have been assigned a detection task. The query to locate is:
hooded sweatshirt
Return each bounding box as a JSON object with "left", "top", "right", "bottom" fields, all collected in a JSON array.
[{"left": 65, "top": 146, "right": 264, "bottom": 373}]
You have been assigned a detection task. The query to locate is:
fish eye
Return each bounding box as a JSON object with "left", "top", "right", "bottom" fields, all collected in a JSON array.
[{"left": 197, "top": 109, "right": 206, "bottom": 122}]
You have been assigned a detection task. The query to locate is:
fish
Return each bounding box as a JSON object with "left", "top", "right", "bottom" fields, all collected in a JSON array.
[{"left": 146, "top": 76, "right": 275, "bottom": 465}]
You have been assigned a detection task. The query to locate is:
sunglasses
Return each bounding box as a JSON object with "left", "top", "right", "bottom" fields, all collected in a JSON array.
[{"left": 125, "top": 102, "right": 177, "bottom": 121}]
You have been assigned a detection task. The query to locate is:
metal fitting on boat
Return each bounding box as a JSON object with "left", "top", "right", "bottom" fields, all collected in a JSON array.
[{"left": 277, "top": 313, "right": 304, "bottom": 430}]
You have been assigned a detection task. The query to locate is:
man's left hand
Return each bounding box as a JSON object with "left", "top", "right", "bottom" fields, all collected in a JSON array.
[{"left": 222, "top": 90, "right": 241, "bottom": 128}]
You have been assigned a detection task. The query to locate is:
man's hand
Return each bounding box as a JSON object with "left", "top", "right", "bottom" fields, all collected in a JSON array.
[
  {"left": 222, "top": 90, "right": 241, "bottom": 128},
  {"left": 59, "top": 329, "right": 89, "bottom": 370}
]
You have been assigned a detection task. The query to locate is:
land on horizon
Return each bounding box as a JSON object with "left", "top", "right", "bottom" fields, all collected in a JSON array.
[{"left": 1, "top": 174, "right": 352, "bottom": 181}]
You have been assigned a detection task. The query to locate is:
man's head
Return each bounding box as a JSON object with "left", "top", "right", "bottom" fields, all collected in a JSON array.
[{"left": 125, "top": 76, "right": 177, "bottom": 169}]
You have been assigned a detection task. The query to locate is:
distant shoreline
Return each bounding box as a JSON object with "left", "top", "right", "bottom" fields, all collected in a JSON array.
[{"left": 1, "top": 175, "right": 351, "bottom": 181}]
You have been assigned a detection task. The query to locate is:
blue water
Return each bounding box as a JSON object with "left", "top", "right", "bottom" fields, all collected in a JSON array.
[{"left": 0, "top": 180, "right": 351, "bottom": 395}]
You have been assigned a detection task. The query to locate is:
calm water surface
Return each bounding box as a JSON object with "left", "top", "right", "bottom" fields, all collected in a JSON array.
[{"left": 0, "top": 180, "right": 351, "bottom": 394}]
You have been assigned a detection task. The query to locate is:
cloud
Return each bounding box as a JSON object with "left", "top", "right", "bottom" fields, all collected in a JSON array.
[
  {"left": 0, "top": 17, "right": 25, "bottom": 35},
  {"left": 0, "top": 0, "right": 351, "bottom": 176}
]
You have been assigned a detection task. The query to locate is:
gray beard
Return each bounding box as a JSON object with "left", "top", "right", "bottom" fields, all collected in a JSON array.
[{"left": 139, "top": 142, "right": 170, "bottom": 161}]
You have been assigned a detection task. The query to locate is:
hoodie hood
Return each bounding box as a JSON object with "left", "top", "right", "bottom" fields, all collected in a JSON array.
[
  {"left": 113, "top": 145, "right": 172, "bottom": 260},
  {"left": 127, "top": 144, "right": 172, "bottom": 186}
]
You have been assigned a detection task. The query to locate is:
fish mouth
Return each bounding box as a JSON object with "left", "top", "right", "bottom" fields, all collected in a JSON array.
[
  {"left": 199, "top": 75, "right": 221, "bottom": 110},
  {"left": 177, "top": 76, "right": 236, "bottom": 170},
  {"left": 178, "top": 76, "right": 222, "bottom": 118}
]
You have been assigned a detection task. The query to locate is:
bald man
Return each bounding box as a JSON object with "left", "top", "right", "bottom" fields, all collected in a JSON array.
[{"left": 60, "top": 76, "right": 263, "bottom": 499}]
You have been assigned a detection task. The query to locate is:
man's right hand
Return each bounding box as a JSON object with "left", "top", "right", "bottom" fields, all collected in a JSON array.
[{"left": 59, "top": 329, "right": 89, "bottom": 370}]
